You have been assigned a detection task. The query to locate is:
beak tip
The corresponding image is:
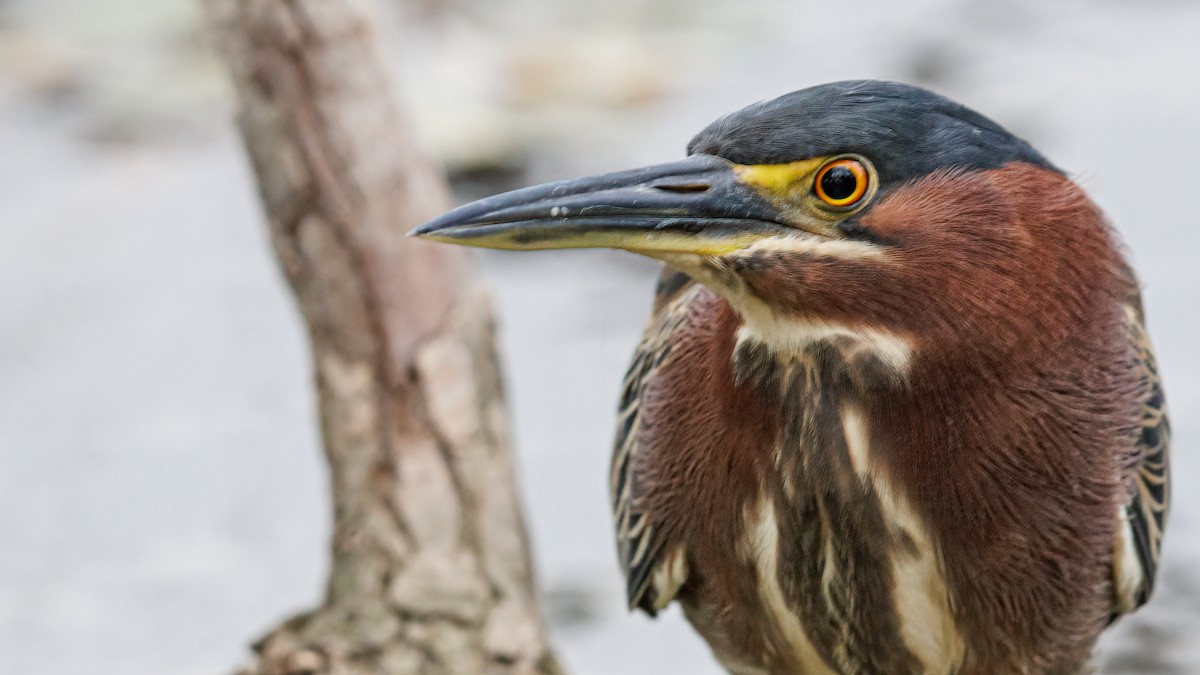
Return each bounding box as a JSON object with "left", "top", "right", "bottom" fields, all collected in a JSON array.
[{"left": 409, "top": 219, "right": 445, "bottom": 239}]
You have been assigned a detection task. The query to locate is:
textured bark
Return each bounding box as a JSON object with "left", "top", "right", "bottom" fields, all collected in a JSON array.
[{"left": 201, "top": 1, "right": 561, "bottom": 673}]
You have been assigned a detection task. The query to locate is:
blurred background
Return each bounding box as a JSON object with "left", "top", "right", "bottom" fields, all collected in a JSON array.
[{"left": 1, "top": 0, "right": 1197, "bottom": 672}]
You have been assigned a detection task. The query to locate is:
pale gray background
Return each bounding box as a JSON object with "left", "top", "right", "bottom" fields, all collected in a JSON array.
[{"left": 1, "top": 0, "right": 1197, "bottom": 672}]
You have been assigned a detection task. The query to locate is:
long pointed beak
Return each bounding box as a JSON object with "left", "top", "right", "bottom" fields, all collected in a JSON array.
[{"left": 411, "top": 154, "right": 798, "bottom": 256}]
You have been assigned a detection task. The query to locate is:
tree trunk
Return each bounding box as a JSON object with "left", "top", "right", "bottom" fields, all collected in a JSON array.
[{"left": 200, "top": 1, "right": 562, "bottom": 673}]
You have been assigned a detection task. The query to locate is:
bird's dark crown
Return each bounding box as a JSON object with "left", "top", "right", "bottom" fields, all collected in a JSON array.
[{"left": 687, "top": 80, "right": 1058, "bottom": 184}]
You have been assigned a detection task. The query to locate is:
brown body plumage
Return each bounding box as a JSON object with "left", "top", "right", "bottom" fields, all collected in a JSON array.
[{"left": 416, "top": 81, "right": 1169, "bottom": 674}]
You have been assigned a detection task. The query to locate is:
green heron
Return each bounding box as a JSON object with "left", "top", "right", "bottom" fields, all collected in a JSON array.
[{"left": 414, "top": 81, "right": 1170, "bottom": 674}]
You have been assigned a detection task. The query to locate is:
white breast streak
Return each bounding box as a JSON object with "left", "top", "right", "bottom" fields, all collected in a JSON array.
[
  {"left": 651, "top": 250, "right": 912, "bottom": 377},
  {"left": 743, "top": 497, "right": 838, "bottom": 675},
  {"left": 726, "top": 236, "right": 912, "bottom": 371},
  {"left": 735, "top": 304, "right": 913, "bottom": 376},
  {"left": 650, "top": 545, "right": 689, "bottom": 611},
  {"left": 1112, "top": 505, "right": 1145, "bottom": 614},
  {"left": 841, "top": 404, "right": 873, "bottom": 475},
  {"left": 841, "top": 405, "right": 965, "bottom": 672}
]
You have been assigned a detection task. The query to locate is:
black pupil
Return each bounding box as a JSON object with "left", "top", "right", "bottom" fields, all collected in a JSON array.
[{"left": 820, "top": 166, "right": 858, "bottom": 201}]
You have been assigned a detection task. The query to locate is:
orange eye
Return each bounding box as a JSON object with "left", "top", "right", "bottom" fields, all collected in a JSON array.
[{"left": 814, "top": 158, "right": 869, "bottom": 208}]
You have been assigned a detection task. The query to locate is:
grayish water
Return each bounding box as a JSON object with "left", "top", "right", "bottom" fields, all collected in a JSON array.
[{"left": 1, "top": 0, "right": 1198, "bottom": 672}]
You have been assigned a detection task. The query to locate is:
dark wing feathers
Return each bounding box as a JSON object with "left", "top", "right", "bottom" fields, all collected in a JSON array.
[
  {"left": 611, "top": 268, "right": 694, "bottom": 613},
  {"left": 1113, "top": 299, "right": 1170, "bottom": 615}
]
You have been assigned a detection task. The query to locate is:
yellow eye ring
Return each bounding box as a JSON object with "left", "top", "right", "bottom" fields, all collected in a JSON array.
[{"left": 814, "top": 158, "right": 869, "bottom": 208}]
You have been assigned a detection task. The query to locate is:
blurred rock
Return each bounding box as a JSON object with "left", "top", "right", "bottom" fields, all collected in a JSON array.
[
  {"left": 0, "top": 0, "right": 226, "bottom": 146},
  {"left": 503, "top": 33, "right": 669, "bottom": 109},
  {"left": 542, "top": 581, "right": 605, "bottom": 631},
  {"left": 0, "top": 29, "right": 81, "bottom": 106},
  {"left": 904, "top": 43, "right": 965, "bottom": 86},
  {"left": 3, "top": 1, "right": 1200, "bottom": 674},
  {"left": 447, "top": 159, "right": 529, "bottom": 204}
]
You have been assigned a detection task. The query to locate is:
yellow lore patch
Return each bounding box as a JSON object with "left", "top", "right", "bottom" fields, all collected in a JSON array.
[{"left": 733, "top": 158, "right": 825, "bottom": 200}]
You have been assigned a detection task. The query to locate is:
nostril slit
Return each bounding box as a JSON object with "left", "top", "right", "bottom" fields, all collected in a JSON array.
[{"left": 654, "top": 183, "right": 711, "bottom": 193}]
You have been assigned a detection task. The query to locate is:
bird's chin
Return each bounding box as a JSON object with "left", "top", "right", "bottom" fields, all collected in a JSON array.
[{"left": 649, "top": 249, "right": 762, "bottom": 308}]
